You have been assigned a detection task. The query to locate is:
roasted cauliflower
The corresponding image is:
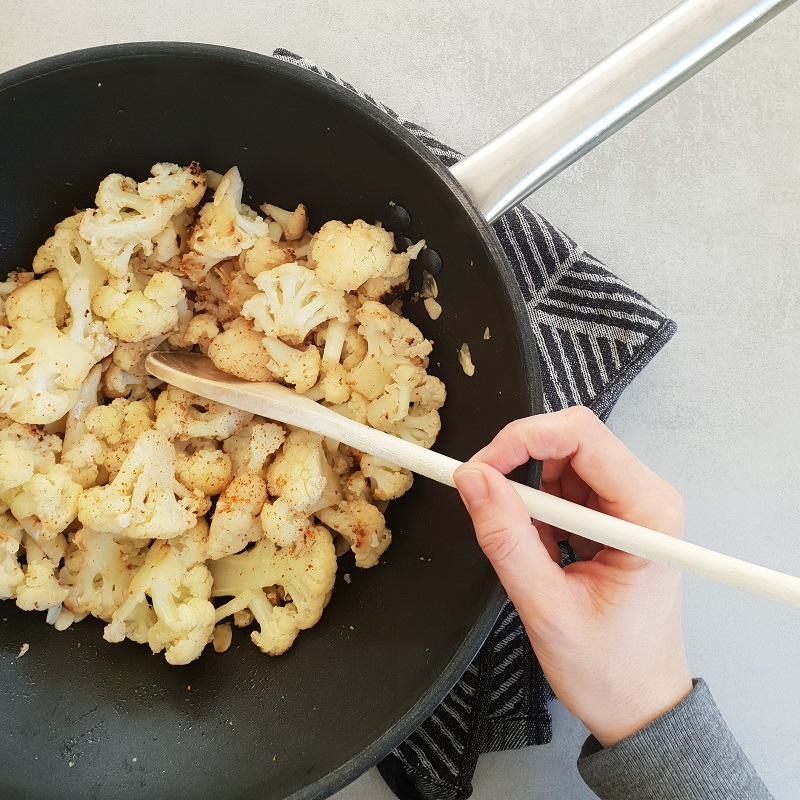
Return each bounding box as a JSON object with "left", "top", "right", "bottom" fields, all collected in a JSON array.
[{"left": 0, "top": 161, "right": 445, "bottom": 664}]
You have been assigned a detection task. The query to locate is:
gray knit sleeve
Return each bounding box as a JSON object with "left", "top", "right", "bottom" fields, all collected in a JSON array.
[{"left": 576, "top": 679, "right": 773, "bottom": 799}]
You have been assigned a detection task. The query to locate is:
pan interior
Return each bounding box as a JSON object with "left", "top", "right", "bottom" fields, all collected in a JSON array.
[{"left": 0, "top": 44, "right": 541, "bottom": 800}]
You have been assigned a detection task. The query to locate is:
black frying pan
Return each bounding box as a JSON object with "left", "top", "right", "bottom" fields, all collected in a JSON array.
[
  {"left": 0, "top": 43, "right": 540, "bottom": 800},
  {"left": 0, "top": 4, "right": 790, "bottom": 798}
]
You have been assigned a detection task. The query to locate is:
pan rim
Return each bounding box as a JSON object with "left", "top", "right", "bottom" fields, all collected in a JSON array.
[{"left": 0, "top": 41, "right": 544, "bottom": 800}]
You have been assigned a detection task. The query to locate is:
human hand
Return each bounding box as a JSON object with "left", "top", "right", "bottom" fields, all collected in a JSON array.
[{"left": 454, "top": 406, "right": 693, "bottom": 747}]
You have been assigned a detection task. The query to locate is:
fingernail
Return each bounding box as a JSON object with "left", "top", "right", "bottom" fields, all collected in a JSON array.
[
  {"left": 470, "top": 446, "right": 489, "bottom": 463},
  {"left": 455, "top": 467, "right": 490, "bottom": 505}
]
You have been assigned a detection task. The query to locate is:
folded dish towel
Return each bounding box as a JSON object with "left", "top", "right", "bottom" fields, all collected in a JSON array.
[{"left": 274, "top": 49, "right": 677, "bottom": 800}]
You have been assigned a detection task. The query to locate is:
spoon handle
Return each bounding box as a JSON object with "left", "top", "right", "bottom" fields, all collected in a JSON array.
[
  {"left": 306, "top": 402, "right": 800, "bottom": 609},
  {"left": 146, "top": 353, "right": 800, "bottom": 609}
]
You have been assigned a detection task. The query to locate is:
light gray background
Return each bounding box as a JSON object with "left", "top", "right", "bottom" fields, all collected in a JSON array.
[{"left": 2, "top": 1, "right": 799, "bottom": 798}]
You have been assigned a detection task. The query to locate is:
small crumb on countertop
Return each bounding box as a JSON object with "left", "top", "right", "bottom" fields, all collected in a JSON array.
[
  {"left": 424, "top": 297, "right": 442, "bottom": 320},
  {"left": 483, "top": 327, "right": 491, "bottom": 340},
  {"left": 17, "top": 643, "right": 29, "bottom": 659},
  {"left": 343, "top": 573, "right": 351, "bottom": 584},
  {"left": 349, "top": 626, "right": 354, "bottom": 630},
  {"left": 458, "top": 343, "right": 475, "bottom": 377}
]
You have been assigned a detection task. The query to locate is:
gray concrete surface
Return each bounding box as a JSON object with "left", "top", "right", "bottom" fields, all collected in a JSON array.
[{"left": 2, "top": 1, "right": 799, "bottom": 798}]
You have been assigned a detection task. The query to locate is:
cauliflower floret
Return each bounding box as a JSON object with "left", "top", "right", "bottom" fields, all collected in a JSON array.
[
  {"left": 84, "top": 392, "right": 156, "bottom": 479},
  {"left": 316, "top": 499, "right": 391, "bottom": 569},
  {"left": 308, "top": 319, "right": 359, "bottom": 405},
  {"left": 0, "top": 420, "right": 61, "bottom": 494},
  {"left": 208, "top": 317, "right": 275, "bottom": 381},
  {"left": 359, "top": 454, "right": 414, "bottom": 501},
  {"left": 59, "top": 526, "right": 148, "bottom": 621},
  {"left": 390, "top": 407, "right": 442, "bottom": 449},
  {"left": 0, "top": 229, "right": 114, "bottom": 407},
  {"left": 347, "top": 301, "right": 432, "bottom": 400},
  {"left": 242, "top": 235, "right": 295, "bottom": 278},
  {"left": 78, "top": 429, "right": 197, "bottom": 540},
  {"left": 210, "top": 525, "right": 337, "bottom": 656},
  {"left": 62, "top": 364, "right": 102, "bottom": 454},
  {"left": 101, "top": 337, "right": 166, "bottom": 399},
  {"left": 61, "top": 364, "right": 103, "bottom": 488},
  {"left": 357, "top": 250, "right": 410, "bottom": 304},
  {"left": 342, "top": 326, "right": 368, "bottom": 371},
  {"left": 316, "top": 318, "right": 351, "bottom": 366},
  {"left": 366, "top": 364, "right": 425, "bottom": 427},
  {"left": 310, "top": 219, "right": 405, "bottom": 292},
  {"left": 61, "top": 432, "right": 104, "bottom": 490},
  {"left": 91, "top": 271, "right": 145, "bottom": 319},
  {"left": 207, "top": 473, "right": 267, "bottom": 560},
  {"left": 4, "top": 271, "right": 67, "bottom": 328},
  {"left": 260, "top": 337, "right": 321, "bottom": 394},
  {"left": 180, "top": 254, "right": 244, "bottom": 324},
  {"left": 222, "top": 421, "right": 286, "bottom": 478},
  {"left": 324, "top": 392, "right": 369, "bottom": 425},
  {"left": 260, "top": 203, "right": 309, "bottom": 241},
  {"left": 242, "top": 262, "right": 350, "bottom": 344},
  {"left": 155, "top": 386, "right": 253, "bottom": 440},
  {"left": 104, "top": 271, "right": 185, "bottom": 342},
  {"left": 260, "top": 499, "right": 315, "bottom": 550},
  {"left": 111, "top": 338, "right": 160, "bottom": 375},
  {"left": 104, "top": 521, "right": 215, "bottom": 665},
  {"left": 367, "top": 364, "right": 446, "bottom": 439},
  {"left": 0, "top": 420, "right": 81, "bottom": 540},
  {"left": 80, "top": 162, "right": 206, "bottom": 278},
  {"left": 167, "top": 312, "right": 220, "bottom": 355},
  {"left": 344, "top": 471, "right": 371, "bottom": 502},
  {"left": 33, "top": 212, "right": 108, "bottom": 296},
  {"left": 174, "top": 439, "right": 233, "bottom": 497},
  {"left": 304, "top": 362, "right": 350, "bottom": 404},
  {"left": 323, "top": 437, "right": 355, "bottom": 477},
  {"left": 7, "top": 464, "right": 81, "bottom": 542},
  {"left": 189, "top": 166, "right": 270, "bottom": 265},
  {"left": 103, "top": 363, "right": 162, "bottom": 400},
  {"left": 228, "top": 269, "right": 268, "bottom": 315},
  {"left": 411, "top": 372, "right": 447, "bottom": 411},
  {"left": 0, "top": 319, "right": 100, "bottom": 424},
  {"left": 266, "top": 430, "right": 328, "bottom": 513},
  {"left": 262, "top": 429, "right": 342, "bottom": 547},
  {"left": 0, "top": 272, "right": 34, "bottom": 326},
  {"left": 15, "top": 533, "right": 68, "bottom": 612},
  {"left": 0, "top": 511, "right": 24, "bottom": 599},
  {"left": 146, "top": 206, "right": 195, "bottom": 268}
]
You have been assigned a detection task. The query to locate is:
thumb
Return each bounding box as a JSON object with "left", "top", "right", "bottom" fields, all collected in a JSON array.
[{"left": 454, "top": 462, "right": 565, "bottom": 615}]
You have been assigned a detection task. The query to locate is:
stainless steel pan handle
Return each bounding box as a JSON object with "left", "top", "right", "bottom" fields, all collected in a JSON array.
[{"left": 451, "top": 0, "right": 797, "bottom": 223}]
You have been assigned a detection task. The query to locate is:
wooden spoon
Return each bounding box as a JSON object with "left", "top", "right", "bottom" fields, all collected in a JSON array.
[{"left": 147, "top": 352, "right": 800, "bottom": 609}]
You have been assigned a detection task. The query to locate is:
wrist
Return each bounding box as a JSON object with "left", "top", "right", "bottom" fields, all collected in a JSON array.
[{"left": 588, "top": 668, "right": 693, "bottom": 747}]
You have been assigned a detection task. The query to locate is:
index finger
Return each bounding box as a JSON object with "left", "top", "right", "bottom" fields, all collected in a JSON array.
[{"left": 473, "top": 406, "right": 684, "bottom": 537}]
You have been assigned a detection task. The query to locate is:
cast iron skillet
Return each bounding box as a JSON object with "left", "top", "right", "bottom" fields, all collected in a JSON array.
[
  {"left": 0, "top": 43, "right": 541, "bottom": 800},
  {"left": 0, "top": 4, "right": 787, "bottom": 797}
]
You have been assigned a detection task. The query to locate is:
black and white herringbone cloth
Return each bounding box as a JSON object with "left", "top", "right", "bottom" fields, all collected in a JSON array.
[{"left": 274, "top": 50, "right": 677, "bottom": 800}]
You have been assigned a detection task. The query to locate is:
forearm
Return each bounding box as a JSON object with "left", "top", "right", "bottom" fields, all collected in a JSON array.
[{"left": 577, "top": 679, "right": 773, "bottom": 800}]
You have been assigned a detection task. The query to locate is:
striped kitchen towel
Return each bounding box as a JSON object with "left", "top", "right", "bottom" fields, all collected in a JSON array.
[{"left": 274, "top": 49, "right": 677, "bottom": 800}]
